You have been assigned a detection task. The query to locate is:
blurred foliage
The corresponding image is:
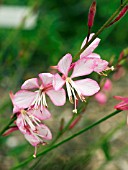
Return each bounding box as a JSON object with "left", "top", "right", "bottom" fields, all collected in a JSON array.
[{"left": 0, "top": 0, "right": 128, "bottom": 169}]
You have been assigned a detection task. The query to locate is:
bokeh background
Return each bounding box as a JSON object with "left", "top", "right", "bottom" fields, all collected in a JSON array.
[{"left": 0, "top": 0, "right": 128, "bottom": 169}]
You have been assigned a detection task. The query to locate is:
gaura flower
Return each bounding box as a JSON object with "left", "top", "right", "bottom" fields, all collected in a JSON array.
[
  {"left": 80, "top": 33, "right": 113, "bottom": 75},
  {"left": 80, "top": 33, "right": 101, "bottom": 59},
  {"left": 11, "top": 73, "right": 66, "bottom": 114},
  {"left": 9, "top": 92, "right": 52, "bottom": 157},
  {"left": 10, "top": 91, "right": 51, "bottom": 120},
  {"left": 114, "top": 96, "right": 128, "bottom": 110},
  {"left": 53, "top": 53, "right": 100, "bottom": 113}
]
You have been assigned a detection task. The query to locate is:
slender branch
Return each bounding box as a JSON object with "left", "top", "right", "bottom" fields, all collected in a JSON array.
[
  {"left": 11, "top": 110, "right": 122, "bottom": 170},
  {"left": 0, "top": 115, "right": 17, "bottom": 136},
  {"left": 73, "top": 0, "right": 128, "bottom": 61}
]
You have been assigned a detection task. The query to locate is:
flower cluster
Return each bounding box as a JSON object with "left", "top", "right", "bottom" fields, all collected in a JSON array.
[{"left": 9, "top": 33, "right": 112, "bottom": 156}]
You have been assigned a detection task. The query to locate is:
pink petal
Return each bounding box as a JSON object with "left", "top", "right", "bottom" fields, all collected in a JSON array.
[
  {"left": 39, "top": 73, "right": 53, "bottom": 87},
  {"left": 13, "top": 90, "right": 37, "bottom": 109},
  {"left": 85, "top": 53, "right": 101, "bottom": 59},
  {"left": 16, "top": 114, "right": 27, "bottom": 134},
  {"left": 21, "top": 78, "right": 39, "bottom": 90},
  {"left": 93, "top": 59, "right": 108, "bottom": 73},
  {"left": 58, "top": 53, "right": 72, "bottom": 76},
  {"left": 46, "top": 89, "right": 66, "bottom": 106},
  {"left": 80, "top": 33, "right": 100, "bottom": 58},
  {"left": 53, "top": 73, "right": 65, "bottom": 90},
  {"left": 71, "top": 58, "right": 94, "bottom": 78},
  {"left": 10, "top": 91, "right": 20, "bottom": 113},
  {"left": 24, "top": 132, "right": 40, "bottom": 146},
  {"left": 36, "top": 124, "right": 52, "bottom": 140},
  {"left": 28, "top": 107, "right": 51, "bottom": 120},
  {"left": 95, "top": 92, "right": 107, "bottom": 104},
  {"left": 74, "top": 78, "right": 100, "bottom": 96},
  {"left": 114, "top": 96, "right": 128, "bottom": 101}
]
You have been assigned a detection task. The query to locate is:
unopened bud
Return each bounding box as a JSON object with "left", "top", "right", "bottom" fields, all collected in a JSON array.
[
  {"left": 106, "top": 5, "right": 128, "bottom": 27},
  {"left": 88, "top": 0, "right": 96, "bottom": 28}
]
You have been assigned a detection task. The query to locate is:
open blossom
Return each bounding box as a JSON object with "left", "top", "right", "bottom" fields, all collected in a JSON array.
[
  {"left": 80, "top": 33, "right": 114, "bottom": 74},
  {"left": 11, "top": 73, "right": 66, "bottom": 114},
  {"left": 114, "top": 96, "right": 128, "bottom": 110},
  {"left": 53, "top": 53, "right": 100, "bottom": 113},
  {"left": 9, "top": 92, "right": 52, "bottom": 157}
]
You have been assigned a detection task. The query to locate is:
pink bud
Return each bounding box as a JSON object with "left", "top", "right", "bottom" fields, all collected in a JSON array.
[
  {"left": 3, "top": 126, "right": 18, "bottom": 136},
  {"left": 106, "top": 5, "right": 128, "bottom": 27},
  {"left": 69, "top": 115, "right": 82, "bottom": 129},
  {"left": 88, "top": 1, "right": 96, "bottom": 28}
]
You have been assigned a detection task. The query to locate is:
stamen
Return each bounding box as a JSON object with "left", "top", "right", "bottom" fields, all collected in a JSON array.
[{"left": 33, "top": 146, "right": 37, "bottom": 158}]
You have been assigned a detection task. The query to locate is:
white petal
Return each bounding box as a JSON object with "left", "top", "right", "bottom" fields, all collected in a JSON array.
[
  {"left": 58, "top": 53, "right": 72, "bottom": 76},
  {"left": 46, "top": 89, "right": 66, "bottom": 106},
  {"left": 74, "top": 78, "right": 100, "bottom": 96},
  {"left": 13, "top": 90, "right": 36, "bottom": 109},
  {"left": 53, "top": 73, "right": 65, "bottom": 90},
  {"left": 39, "top": 73, "right": 53, "bottom": 87},
  {"left": 93, "top": 59, "right": 108, "bottom": 73},
  {"left": 21, "top": 78, "right": 39, "bottom": 90},
  {"left": 71, "top": 58, "right": 94, "bottom": 78},
  {"left": 80, "top": 33, "right": 100, "bottom": 58}
]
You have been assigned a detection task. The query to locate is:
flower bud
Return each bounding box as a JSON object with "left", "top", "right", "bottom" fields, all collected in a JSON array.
[
  {"left": 88, "top": 0, "right": 96, "bottom": 28},
  {"left": 106, "top": 5, "right": 128, "bottom": 27}
]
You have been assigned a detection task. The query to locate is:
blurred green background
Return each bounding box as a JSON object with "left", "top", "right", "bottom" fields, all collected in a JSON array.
[{"left": 0, "top": 0, "right": 128, "bottom": 170}]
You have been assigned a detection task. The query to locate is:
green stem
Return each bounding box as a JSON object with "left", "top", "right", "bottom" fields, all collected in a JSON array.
[
  {"left": 12, "top": 110, "right": 122, "bottom": 170},
  {"left": 0, "top": 115, "right": 17, "bottom": 136},
  {"left": 73, "top": 0, "right": 128, "bottom": 61}
]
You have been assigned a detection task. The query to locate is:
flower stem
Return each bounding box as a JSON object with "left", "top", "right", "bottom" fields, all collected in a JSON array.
[
  {"left": 73, "top": 0, "right": 128, "bottom": 61},
  {"left": 11, "top": 110, "right": 122, "bottom": 170},
  {"left": 0, "top": 115, "right": 17, "bottom": 136}
]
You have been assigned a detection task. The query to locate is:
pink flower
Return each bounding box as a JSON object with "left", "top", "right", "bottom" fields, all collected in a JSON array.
[
  {"left": 16, "top": 111, "right": 52, "bottom": 157},
  {"left": 10, "top": 92, "right": 52, "bottom": 157},
  {"left": 80, "top": 33, "right": 101, "bottom": 59},
  {"left": 53, "top": 53, "right": 100, "bottom": 113},
  {"left": 11, "top": 73, "right": 66, "bottom": 114},
  {"left": 114, "top": 96, "right": 128, "bottom": 110},
  {"left": 10, "top": 91, "right": 51, "bottom": 120},
  {"left": 80, "top": 33, "right": 114, "bottom": 75}
]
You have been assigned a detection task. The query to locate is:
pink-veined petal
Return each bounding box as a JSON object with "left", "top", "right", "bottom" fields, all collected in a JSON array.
[
  {"left": 10, "top": 91, "right": 20, "bottom": 113},
  {"left": 80, "top": 33, "right": 100, "bottom": 58},
  {"left": 39, "top": 73, "right": 53, "bottom": 88},
  {"left": 74, "top": 78, "right": 100, "bottom": 96},
  {"left": 46, "top": 89, "right": 66, "bottom": 106},
  {"left": 16, "top": 114, "right": 27, "bottom": 134},
  {"left": 53, "top": 73, "right": 65, "bottom": 90},
  {"left": 36, "top": 124, "right": 52, "bottom": 140},
  {"left": 13, "top": 90, "right": 37, "bottom": 109},
  {"left": 24, "top": 132, "right": 40, "bottom": 146},
  {"left": 28, "top": 107, "right": 51, "bottom": 120},
  {"left": 71, "top": 58, "right": 94, "bottom": 78},
  {"left": 93, "top": 59, "right": 108, "bottom": 73},
  {"left": 86, "top": 53, "right": 101, "bottom": 59},
  {"left": 21, "top": 78, "right": 39, "bottom": 90},
  {"left": 58, "top": 53, "right": 72, "bottom": 76}
]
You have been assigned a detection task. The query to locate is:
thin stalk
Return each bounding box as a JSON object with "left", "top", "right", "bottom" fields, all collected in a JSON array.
[
  {"left": 73, "top": 0, "right": 128, "bottom": 61},
  {"left": 11, "top": 110, "right": 122, "bottom": 170},
  {"left": 0, "top": 115, "right": 17, "bottom": 136}
]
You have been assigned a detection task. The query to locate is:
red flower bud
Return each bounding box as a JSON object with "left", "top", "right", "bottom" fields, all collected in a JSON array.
[
  {"left": 106, "top": 5, "right": 128, "bottom": 27},
  {"left": 88, "top": 0, "right": 96, "bottom": 28}
]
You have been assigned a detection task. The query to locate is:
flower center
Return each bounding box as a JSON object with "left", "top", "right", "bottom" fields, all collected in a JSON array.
[{"left": 66, "top": 77, "right": 86, "bottom": 113}]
